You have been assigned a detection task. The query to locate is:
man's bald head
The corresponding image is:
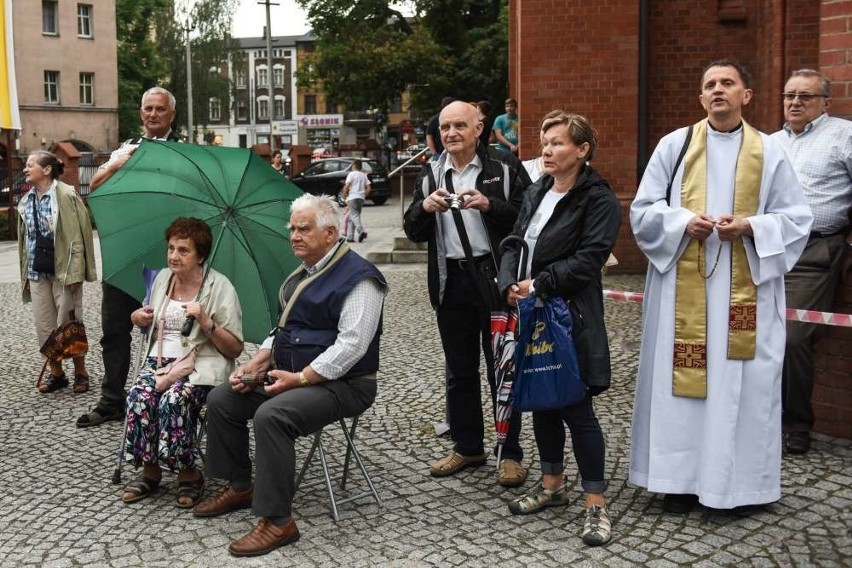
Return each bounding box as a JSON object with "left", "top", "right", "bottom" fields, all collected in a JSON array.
[{"left": 439, "top": 101, "right": 483, "bottom": 164}]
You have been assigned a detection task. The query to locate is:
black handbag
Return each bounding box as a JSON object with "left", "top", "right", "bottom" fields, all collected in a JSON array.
[{"left": 31, "top": 196, "right": 55, "bottom": 275}]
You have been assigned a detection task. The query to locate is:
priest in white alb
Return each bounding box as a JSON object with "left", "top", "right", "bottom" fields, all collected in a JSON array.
[{"left": 629, "top": 60, "right": 813, "bottom": 513}]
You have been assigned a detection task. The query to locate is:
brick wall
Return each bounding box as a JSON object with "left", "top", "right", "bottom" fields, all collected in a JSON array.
[
  {"left": 812, "top": 0, "right": 852, "bottom": 440},
  {"left": 515, "top": 0, "right": 640, "bottom": 269}
]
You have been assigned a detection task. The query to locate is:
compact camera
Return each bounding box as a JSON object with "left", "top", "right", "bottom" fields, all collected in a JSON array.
[
  {"left": 444, "top": 194, "right": 463, "bottom": 210},
  {"left": 239, "top": 373, "right": 270, "bottom": 387}
]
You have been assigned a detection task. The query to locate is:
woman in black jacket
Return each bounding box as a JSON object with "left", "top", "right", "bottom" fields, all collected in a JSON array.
[{"left": 498, "top": 111, "right": 621, "bottom": 546}]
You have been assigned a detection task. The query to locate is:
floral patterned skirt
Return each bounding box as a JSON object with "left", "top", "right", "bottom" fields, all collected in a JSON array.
[{"left": 123, "top": 356, "right": 211, "bottom": 471}]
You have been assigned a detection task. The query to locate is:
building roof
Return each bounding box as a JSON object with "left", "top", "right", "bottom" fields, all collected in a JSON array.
[{"left": 237, "top": 33, "right": 316, "bottom": 49}]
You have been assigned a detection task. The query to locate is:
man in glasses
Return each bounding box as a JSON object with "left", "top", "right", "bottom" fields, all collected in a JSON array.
[{"left": 771, "top": 69, "right": 852, "bottom": 455}]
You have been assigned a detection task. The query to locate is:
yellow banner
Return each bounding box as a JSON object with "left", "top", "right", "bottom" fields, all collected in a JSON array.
[{"left": 0, "top": 0, "right": 21, "bottom": 130}]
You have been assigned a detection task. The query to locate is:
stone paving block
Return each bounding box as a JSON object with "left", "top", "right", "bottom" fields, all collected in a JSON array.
[{"left": 1, "top": 274, "right": 851, "bottom": 566}]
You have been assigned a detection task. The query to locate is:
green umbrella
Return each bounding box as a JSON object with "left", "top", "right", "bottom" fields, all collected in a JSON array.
[{"left": 88, "top": 140, "right": 303, "bottom": 344}]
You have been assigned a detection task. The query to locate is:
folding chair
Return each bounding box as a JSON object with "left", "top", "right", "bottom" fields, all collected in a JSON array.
[{"left": 294, "top": 415, "right": 382, "bottom": 521}]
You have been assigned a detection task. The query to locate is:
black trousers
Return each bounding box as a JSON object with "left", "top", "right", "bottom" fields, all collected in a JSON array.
[
  {"left": 782, "top": 234, "right": 846, "bottom": 432},
  {"left": 436, "top": 263, "right": 523, "bottom": 461},
  {"left": 533, "top": 396, "right": 607, "bottom": 494},
  {"left": 204, "top": 376, "right": 377, "bottom": 519},
  {"left": 97, "top": 283, "right": 141, "bottom": 413}
]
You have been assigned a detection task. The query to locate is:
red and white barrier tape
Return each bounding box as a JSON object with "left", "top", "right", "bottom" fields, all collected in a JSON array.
[{"left": 602, "top": 289, "right": 852, "bottom": 328}]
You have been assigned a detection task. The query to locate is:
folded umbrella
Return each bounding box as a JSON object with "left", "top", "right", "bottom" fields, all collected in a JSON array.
[{"left": 492, "top": 235, "right": 529, "bottom": 465}]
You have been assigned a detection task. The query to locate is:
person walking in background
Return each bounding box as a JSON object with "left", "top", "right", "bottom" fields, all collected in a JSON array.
[
  {"left": 629, "top": 60, "right": 812, "bottom": 513},
  {"left": 771, "top": 69, "right": 852, "bottom": 455},
  {"left": 18, "top": 150, "right": 97, "bottom": 394},
  {"left": 498, "top": 111, "right": 620, "bottom": 546},
  {"left": 493, "top": 98, "right": 520, "bottom": 156},
  {"left": 77, "top": 87, "right": 182, "bottom": 428},
  {"left": 342, "top": 159, "right": 371, "bottom": 243},
  {"left": 404, "top": 101, "right": 532, "bottom": 487}
]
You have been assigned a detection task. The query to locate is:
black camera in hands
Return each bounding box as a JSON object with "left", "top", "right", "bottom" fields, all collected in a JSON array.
[{"left": 444, "top": 194, "right": 463, "bottom": 210}]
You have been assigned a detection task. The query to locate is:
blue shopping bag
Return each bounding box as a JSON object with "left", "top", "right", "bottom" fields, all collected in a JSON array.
[{"left": 513, "top": 295, "right": 586, "bottom": 411}]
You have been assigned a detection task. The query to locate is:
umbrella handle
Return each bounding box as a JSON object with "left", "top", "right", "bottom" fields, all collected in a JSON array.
[
  {"left": 180, "top": 315, "right": 196, "bottom": 337},
  {"left": 498, "top": 235, "right": 530, "bottom": 282}
]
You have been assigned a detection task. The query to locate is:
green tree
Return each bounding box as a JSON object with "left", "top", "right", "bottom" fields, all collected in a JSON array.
[
  {"left": 115, "top": 0, "right": 173, "bottom": 140},
  {"left": 165, "top": 0, "right": 239, "bottom": 142},
  {"left": 295, "top": 0, "right": 508, "bottom": 121},
  {"left": 295, "top": 0, "right": 450, "bottom": 114}
]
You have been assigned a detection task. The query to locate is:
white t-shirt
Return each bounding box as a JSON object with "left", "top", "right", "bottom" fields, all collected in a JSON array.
[
  {"left": 345, "top": 170, "right": 370, "bottom": 201},
  {"left": 522, "top": 189, "right": 566, "bottom": 279}
]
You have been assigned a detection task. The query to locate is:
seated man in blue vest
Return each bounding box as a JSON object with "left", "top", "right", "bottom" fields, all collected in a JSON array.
[{"left": 192, "top": 194, "right": 387, "bottom": 557}]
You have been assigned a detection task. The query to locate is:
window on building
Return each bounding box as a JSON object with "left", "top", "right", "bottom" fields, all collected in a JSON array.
[
  {"left": 304, "top": 95, "right": 317, "bottom": 115},
  {"left": 43, "top": 1, "right": 59, "bottom": 35},
  {"left": 326, "top": 99, "right": 337, "bottom": 114},
  {"left": 79, "top": 72, "right": 94, "bottom": 105},
  {"left": 257, "top": 67, "right": 268, "bottom": 88},
  {"left": 77, "top": 4, "right": 93, "bottom": 37},
  {"left": 236, "top": 69, "right": 246, "bottom": 89},
  {"left": 273, "top": 65, "right": 284, "bottom": 87},
  {"left": 44, "top": 71, "right": 60, "bottom": 103},
  {"left": 209, "top": 97, "right": 221, "bottom": 121},
  {"left": 258, "top": 97, "right": 269, "bottom": 119},
  {"left": 274, "top": 96, "right": 285, "bottom": 118},
  {"left": 237, "top": 100, "right": 248, "bottom": 120},
  {"left": 390, "top": 95, "right": 402, "bottom": 113}
]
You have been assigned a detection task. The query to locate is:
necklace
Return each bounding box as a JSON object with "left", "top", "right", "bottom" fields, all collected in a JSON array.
[{"left": 697, "top": 240, "right": 723, "bottom": 279}]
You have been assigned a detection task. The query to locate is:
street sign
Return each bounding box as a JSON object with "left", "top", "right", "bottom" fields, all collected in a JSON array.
[{"left": 272, "top": 120, "right": 299, "bottom": 135}]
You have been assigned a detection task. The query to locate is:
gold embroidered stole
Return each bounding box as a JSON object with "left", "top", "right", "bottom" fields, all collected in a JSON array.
[{"left": 672, "top": 119, "right": 762, "bottom": 398}]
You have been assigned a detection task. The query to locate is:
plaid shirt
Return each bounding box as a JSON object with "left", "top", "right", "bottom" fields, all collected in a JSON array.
[
  {"left": 772, "top": 113, "right": 852, "bottom": 234},
  {"left": 21, "top": 181, "right": 57, "bottom": 280}
]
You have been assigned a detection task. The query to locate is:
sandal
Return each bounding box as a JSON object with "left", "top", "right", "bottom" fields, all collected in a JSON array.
[
  {"left": 122, "top": 476, "right": 160, "bottom": 504},
  {"left": 508, "top": 477, "right": 571, "bottom": 515},
  {"left": 76, "top": 407, "right": 124, "bottom": 428},
  {"left": 38, "top": 374, "right": 68, "bottom": 393},
  {"left": 73, "top": 374, "right": 90, "bottom": 393},
  {"left": 176, "top": 473, "right": 205, "bottom": 509}
]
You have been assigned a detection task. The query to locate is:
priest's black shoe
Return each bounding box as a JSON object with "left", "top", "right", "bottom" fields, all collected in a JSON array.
[
  {"left": 784, "top": 432, "right": 810, "bottom": 454},
  {"left": 662, "top": 494, "right": 699, "bottom": 514}
]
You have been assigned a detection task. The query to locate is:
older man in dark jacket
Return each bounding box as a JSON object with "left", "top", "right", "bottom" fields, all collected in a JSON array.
[{"left": 404, "top": 101, "right": 532, "bottom": 487}]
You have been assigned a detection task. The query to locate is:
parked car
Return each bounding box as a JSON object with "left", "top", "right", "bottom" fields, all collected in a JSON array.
[
  {"left": 290, "top": 157, "right": 391, "bottom": 205},
  {"left": 396, "top": 144, "right": 430, "bottom": 170}
]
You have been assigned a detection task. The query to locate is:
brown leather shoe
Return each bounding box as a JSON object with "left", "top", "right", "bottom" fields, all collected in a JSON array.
[
  {"left": 430, "top": 450, "right": 488, "bottom": 477},
  {"left": 192, "top": 484, "right": 253, "bottom": 518},
  {"left": 228, "top": 518, "right": 300, "bottom": 557}
]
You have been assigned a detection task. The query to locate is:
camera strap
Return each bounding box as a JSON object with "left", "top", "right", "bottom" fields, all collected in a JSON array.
[{"left": 444, "top": 170, "right": 478, "bottom": 268}]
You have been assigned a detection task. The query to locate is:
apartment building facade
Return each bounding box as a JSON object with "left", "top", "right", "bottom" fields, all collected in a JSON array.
[{"left": 9, "top": 0, "right": 118, "bottom": 156}]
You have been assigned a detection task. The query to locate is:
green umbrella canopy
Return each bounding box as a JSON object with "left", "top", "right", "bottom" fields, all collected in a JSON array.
[{"left": 88, "top": 140, "right": 303, "bottom": 344}]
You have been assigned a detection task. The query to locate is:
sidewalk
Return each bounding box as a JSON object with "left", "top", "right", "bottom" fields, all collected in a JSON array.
[{"left": 1, "top": 213, "right": 850, "bottom": 566}]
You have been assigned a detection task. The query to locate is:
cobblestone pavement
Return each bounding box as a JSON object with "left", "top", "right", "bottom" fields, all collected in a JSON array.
[{"left": 1, "top": 270, "right": 850, "bottom": 567}]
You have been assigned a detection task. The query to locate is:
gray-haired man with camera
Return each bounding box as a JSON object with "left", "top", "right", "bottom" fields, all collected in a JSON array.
[{"left": 404, "top": 100, "right": 531, "bottom": 487}]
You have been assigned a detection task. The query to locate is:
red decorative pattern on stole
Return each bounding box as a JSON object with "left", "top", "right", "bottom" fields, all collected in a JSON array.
[
  {"left": 673, "top": 341, "right": 707, "bottom": 369},
  {"left": 728, "top": 304, "right": 757, "bottom": 331}
]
